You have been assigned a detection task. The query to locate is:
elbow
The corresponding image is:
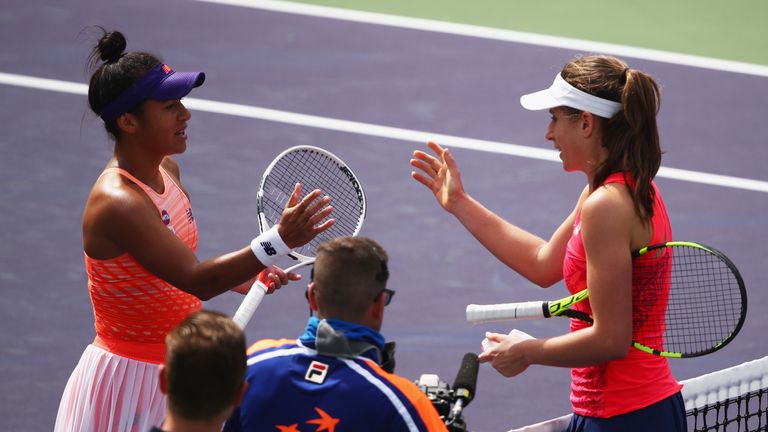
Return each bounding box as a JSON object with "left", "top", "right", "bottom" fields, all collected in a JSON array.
[
  {"left": 528, "top": 263, "right": 565, "bottom": 288},
  {"left": 189, "top": 281, "right": 220, "bottom": 301},
  {"left": 533, "top": 273, "right": 562, "bottom": 288},
  {"left": 195, "top": 291, "right": 216, "bottom": 301},
  {"left": 537, "top": 278, "right": 558, "bottom": 289},
  {"left": 605, "top": 342, "right": 631, "bottom": 361},
  {"left": 586, "top": 325, "right": 632, "bottom": 362},
  {"left": 180, "top": 286, "right": 215, "bottom": 301},
  {"left": 175, "top": 279, "right": 217, "bottom": 301},
  {"left": 599, "top": 335, "right": 632, "bottom": 361}
]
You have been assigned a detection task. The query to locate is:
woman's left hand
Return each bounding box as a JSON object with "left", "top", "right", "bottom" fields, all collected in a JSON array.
[
  {"left": 478, "top": 331, "right": 533, "bottom": 378},
  {"left": 410, "top": 141, "right": 467, "bottom": 214}
]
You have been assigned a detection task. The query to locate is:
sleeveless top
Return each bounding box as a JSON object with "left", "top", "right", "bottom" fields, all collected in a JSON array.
[
  {"left": 86, "top": 167, "right": 201, "bottom": 364},
  {"left": 563, "top": 173, "right": 682, "bottom": 417}
]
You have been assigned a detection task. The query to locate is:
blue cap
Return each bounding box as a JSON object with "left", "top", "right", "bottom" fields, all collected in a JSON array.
[{"left": 98, "top": 63, "right": 205, "bottom": 122}]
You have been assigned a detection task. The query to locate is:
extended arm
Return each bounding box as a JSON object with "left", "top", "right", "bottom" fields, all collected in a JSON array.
[
  {"left": 84, "top": 178, "right": 332, "bottom": 300},
  {"left": 478, "top": 185, "right": 636, "bottom": 375},
  {"left": 410, "top": 141, "right": 586, "bottom": 287}
]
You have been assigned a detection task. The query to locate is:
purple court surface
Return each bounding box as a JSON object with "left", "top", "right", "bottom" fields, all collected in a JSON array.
[{"left": 1, "top": 1, "right": 767, "bottom": 431}]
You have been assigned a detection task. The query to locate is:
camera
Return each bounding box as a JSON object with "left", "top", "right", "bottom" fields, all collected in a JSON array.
[
  {"left": 415, "top": 373, "right": 468, "bottom": 431},
  {"left": 414, "top": 352, "right": 478, "bottom": 432}
]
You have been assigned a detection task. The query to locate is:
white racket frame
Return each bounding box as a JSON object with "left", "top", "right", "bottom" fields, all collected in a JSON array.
[{"left": 233, "top": 145, "right": 366, "bottom": 329}]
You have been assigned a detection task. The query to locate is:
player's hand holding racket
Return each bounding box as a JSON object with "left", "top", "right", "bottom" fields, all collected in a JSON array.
[
  {"left": 233, "top": 146, "right": 366, "bottom": 328},
  {"left": 234, "top": 183, "right": 334, "bottom": 298}
]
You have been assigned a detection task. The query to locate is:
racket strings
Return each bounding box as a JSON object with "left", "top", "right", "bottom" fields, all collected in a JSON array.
[
  {"left": 260, "top": 149, "right": 364, "bottom": 257},
  {"left": 633, "top": 245, "right": 744, "bottom": 356}
]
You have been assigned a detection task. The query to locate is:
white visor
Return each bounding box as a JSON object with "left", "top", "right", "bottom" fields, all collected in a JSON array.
[{"left": 520, "top": 74, "right": 622, "bottom": 119}]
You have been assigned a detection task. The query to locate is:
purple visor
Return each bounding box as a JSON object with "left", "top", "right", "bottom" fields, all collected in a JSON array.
[{"left": 98, "top": 63, "right": 205, "bottom": 122}]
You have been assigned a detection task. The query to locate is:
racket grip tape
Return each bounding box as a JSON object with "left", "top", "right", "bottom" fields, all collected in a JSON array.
[
  {"left": 232, "top": 281, "right": 268, "bottom": 329},
  {"left": 466, "top": 301, "right": 548, "bottom": 324}
]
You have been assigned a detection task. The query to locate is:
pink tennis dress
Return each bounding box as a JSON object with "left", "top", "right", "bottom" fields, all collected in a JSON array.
[
  {"left": 563, "top": 173, "right": 682, "bottom": 418},
  {"left": 55, "top": 167, "right": 201, "bottom": 432}
]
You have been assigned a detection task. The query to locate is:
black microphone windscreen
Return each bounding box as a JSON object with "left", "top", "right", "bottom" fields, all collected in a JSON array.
[{"left": 452, "top": 352, "right": 479, "bottom": 403}]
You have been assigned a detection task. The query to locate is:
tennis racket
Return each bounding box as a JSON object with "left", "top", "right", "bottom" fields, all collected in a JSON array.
[
  {"left": 466, "top": 241, "right": 747, "bottom": 358},
  {"left": 232, "top": 145, "right": 366, "bottom": 328}
]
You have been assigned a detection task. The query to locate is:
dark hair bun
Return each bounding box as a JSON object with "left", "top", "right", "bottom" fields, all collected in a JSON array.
[{"left": 97, "top": 31, "right": 127, "bottom": 63}]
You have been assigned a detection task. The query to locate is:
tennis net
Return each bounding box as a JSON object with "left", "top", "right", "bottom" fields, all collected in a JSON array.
[{"left": 508, "top": 356, "right": 768, "bottom": 432}]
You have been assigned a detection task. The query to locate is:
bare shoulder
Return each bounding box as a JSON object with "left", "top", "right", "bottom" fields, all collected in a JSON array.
[
  {"left": 581, "top": 183, "right": 635, "bottom": 234},
  {"left": 88, "top": 171, "right": 153, "bottom": 212},
  {"left": 83, "top": 171, "right": 159, "bottom": 257},
  {"left": 584, "top": 183, "right": 633, "bottom": 212}
]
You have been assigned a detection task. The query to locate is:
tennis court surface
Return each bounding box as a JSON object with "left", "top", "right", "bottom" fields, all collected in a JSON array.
[{"left": 1, "top": 1, "right": 767, "bottom": 430}]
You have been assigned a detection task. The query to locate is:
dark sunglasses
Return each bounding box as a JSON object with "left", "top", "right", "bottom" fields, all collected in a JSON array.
[
  {"left": 377, "top": 288, "right": 396, "bottom": 306},
  {"left": 304, "top": 287, "right": 395, "bottom": 317}
]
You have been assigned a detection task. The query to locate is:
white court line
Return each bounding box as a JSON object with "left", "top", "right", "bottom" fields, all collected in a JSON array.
[
  {"left": 2, "top": 71, "right": 767, "bottom": 193},
  {"left": 191, "top": 0, "right": 768, "bottom": 78}
]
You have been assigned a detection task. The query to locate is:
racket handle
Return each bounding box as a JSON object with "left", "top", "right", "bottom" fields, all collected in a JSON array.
[
  {"left": 466, "top": 301, "right": 547, "bottom": 324},
  {"left": 232, "top": 261, "right": 315, "bottom": 329},
  {"left": 232, "top": 281, "right": 268, "bottom": 329}
]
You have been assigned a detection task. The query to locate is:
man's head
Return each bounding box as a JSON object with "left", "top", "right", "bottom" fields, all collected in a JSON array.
[
  {"left": 160, "top": 310, "right": 247, "bottom": 424},
  {"left": 308, "top": 236, "right": 392, "bottom": 330}
]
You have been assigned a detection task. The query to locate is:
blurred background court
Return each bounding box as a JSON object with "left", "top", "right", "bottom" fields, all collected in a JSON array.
[{"left": 1, "top": 1, "right": 766, "bottom": 430}]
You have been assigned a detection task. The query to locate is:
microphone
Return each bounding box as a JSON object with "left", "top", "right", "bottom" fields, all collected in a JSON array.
[{"left": 449, "top": 352, "right": 479, "bottom": 420}]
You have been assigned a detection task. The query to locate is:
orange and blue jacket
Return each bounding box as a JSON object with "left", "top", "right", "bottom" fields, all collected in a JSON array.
[{"left": 224, "top": 318, "right": 448, "bottom": 432}]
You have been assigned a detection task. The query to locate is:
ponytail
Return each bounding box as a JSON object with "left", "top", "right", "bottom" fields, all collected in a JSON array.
[{"left": 614, "top": 68, "right": 662, "bottom": 220}]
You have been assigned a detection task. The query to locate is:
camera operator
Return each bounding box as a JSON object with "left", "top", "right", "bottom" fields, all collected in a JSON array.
[{"left": 224, "top": 237, "right": 447, "bottom": 432}]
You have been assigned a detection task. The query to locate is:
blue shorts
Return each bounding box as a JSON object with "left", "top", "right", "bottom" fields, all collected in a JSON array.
[{"left": 567, "top": 392, "right": 687, "bottom": 432}]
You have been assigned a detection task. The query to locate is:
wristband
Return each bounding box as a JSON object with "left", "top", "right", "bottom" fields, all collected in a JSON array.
[{"left": 250, "top": 226, "right": 291, "bottom": 266}]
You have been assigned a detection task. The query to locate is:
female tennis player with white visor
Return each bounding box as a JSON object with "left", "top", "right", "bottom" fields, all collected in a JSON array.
[{"left": 410, "top": 55, "right": 687, "bottom": 431}]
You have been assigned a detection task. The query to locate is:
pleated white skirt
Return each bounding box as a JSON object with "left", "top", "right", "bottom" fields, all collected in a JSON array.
[{"left": 54, "top": 344, "right": 166, "bottom": 432}]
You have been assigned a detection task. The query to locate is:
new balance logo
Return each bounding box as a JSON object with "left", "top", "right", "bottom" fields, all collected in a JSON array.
[{"left": 260, "top": 241, "right": 277, "bottom": 256}]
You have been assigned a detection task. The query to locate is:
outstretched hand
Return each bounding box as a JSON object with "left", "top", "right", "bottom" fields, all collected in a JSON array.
[
  {"left": 277, "top": 183, "right": 335, "bottom": 248},
  {"left": 410, "top": 141, "right": 466, "bottom": 213}
]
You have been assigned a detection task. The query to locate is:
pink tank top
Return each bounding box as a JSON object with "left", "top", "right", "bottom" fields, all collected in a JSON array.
[
  {"left": 563, "top": 173, "right": 682, "bottom": 417},
  {"left": 86, "top": 167, "right": 201, "bottom": 364}
]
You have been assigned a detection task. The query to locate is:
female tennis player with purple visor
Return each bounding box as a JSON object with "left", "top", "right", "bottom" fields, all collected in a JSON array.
[
  {"left": 411, "top": 55, "right": 686, "bottom": 431},
  {"left": 55, "top": 29, "right": 333, "bottom": 432}
]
